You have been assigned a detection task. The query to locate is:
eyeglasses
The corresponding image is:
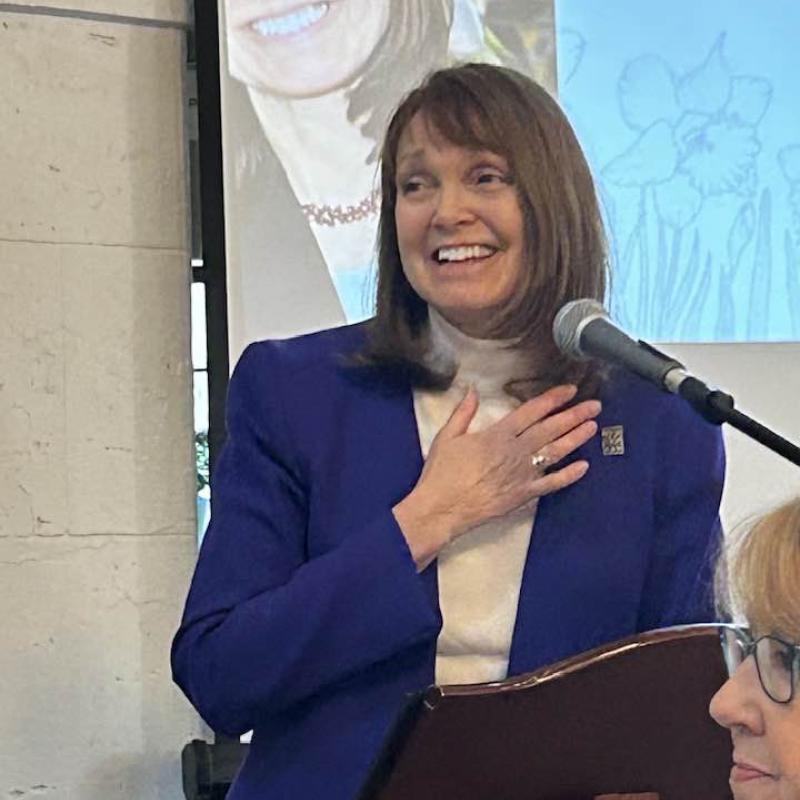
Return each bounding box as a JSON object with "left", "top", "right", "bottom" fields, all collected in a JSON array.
[{"left": 719, "top": 625, "right": 800, "bottom": 704}]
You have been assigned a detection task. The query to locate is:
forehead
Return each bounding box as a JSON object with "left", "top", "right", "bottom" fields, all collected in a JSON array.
[{"left": 395, "top": 112, "right": 506, "bottom": 166}]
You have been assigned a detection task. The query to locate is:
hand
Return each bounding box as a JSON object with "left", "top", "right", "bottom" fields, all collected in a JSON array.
[{"left": 393, "top": 384, "right": 601, "bottom": 570}]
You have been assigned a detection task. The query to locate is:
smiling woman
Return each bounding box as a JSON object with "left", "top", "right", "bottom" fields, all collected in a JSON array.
[{"left": 173, "top": 64, "right": 726, "bottom": 799}]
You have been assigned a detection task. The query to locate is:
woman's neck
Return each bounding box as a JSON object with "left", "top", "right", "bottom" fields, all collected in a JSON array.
[{"left": 427, "top": 308, "right": 527, "bottom": 397}]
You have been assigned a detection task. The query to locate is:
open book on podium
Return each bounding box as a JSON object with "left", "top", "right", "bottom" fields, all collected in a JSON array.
[{"left": 358, "top": 625, "right": 733, "bottom": 800}]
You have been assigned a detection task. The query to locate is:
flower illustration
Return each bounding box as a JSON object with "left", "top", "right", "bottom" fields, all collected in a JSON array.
[
  {"left": 679, "top": 118, "right": 760, "bottom": 197},
  {"left": 603, "top": 120, "right": 678, "bottom": 187},
  {"left": 676, "top": 34, "right": 731, "bottom": 115},
  {"left": 604, "top": 36, "right": 767, "bottom": 202},
  {"left": 654, "top": 172, "right": 702, "bottom": 229},
  {"left": 618, "top": 54, "right": 680, "bottom": 130},
  {"left": 594, "top": 32, "right": 778, "bottom": 339}
]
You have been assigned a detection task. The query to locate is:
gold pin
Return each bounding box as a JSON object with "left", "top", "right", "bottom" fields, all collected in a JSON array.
[{"left": 601, "top": 425, "right": 625, "bottom": 456}]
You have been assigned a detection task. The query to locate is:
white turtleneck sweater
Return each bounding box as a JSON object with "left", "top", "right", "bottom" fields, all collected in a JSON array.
[{"left": 413, "top": 309, "right": 537, "bottom": 686}]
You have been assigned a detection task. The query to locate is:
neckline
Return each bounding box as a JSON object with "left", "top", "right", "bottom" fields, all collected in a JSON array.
[{"left": 426, "top": 308, "right": 528, "bottom": 396}]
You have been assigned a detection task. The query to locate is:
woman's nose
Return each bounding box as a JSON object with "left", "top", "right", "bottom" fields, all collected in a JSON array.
[
  {"left": 709, "top": 658, "right": 765, "bottom": 735},
  {"left": 431, "top": 183, "right": 475, "bottom": 228}
]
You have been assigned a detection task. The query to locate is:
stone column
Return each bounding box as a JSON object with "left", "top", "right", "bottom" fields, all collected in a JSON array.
[{"left": 0, "top": 2, "right": 204, "bottom": 798}]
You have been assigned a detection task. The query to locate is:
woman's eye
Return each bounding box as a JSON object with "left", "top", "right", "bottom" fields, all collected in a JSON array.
[
  {"left": 475, "top": 170, "right": 510, "bottom": 186},
  {"left": 774, "top": 647, "right": 794, "bottom": 674},
  {"left": 763, "top": 639, "right": 795, "bottom": 675},
  {"left": 399, "top": 178, "right": 424, "bottom": 195}
]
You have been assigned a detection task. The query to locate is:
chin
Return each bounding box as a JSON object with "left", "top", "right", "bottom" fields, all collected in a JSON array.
[{"left": 730, "top": 779, "right": 783, "bottom": 800}]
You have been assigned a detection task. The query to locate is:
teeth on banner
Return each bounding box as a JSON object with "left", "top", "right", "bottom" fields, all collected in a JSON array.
[{"left": 252, "top": 3, "right": 329, "bottom": 37}]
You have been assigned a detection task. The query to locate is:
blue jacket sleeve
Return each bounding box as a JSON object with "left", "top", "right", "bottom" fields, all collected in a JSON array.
[
  {"left": 171, "top": 344, "right": 440, "bottom": 736},
  {"left": 637, "top": 402, "right": 725, "bottom": 630}
]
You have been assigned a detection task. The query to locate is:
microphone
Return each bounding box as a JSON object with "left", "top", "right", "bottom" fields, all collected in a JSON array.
[
  {"left": 553, "top": 299, "right": 800, "bottom": 467},
  {"left": 553, "top": 299, "right": 689, "bottom": 392}
]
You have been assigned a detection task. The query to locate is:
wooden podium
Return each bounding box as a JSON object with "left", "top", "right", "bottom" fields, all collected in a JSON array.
[{"left": 359, "top": 626, "right": 733, "bottom": 800}]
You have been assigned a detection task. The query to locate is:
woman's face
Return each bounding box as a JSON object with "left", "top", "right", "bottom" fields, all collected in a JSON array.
[
  {"left": 393, "top": 113, "right": 527, "bottom": 338},
  {"left": 710, "top": 651, "right": 800, "bottom": 800},
  {"left": 224, "top": 0, "right": 390, "bottom": 98}
]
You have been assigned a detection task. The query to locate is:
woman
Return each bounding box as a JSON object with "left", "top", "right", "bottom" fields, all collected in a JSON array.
[
  {"left": 173, "top": 64, "right": 724, "bottom": 799},
  {"left": 711, "top": 498, "right": 800, "bottom": 799}
]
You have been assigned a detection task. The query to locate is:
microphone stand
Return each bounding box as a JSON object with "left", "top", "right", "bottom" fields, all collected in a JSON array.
[{"left": 665, "top": 371, "right": 800, "bottom": 468}]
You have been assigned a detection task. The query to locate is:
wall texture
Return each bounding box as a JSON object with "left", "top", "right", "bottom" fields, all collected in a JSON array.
[{"left": 0, "top": 3, "right": 204, "bottom": 798}]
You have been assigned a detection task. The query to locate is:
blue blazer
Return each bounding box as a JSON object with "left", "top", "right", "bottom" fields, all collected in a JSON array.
[{"left": 172, "top": 322, "right": 724, "bottom": 800}]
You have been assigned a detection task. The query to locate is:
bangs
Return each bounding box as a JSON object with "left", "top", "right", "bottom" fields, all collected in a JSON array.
[
  {"left": 382, "top": 65, "right": 531, "bottom": 186},
  {"left": 412, "top": 78, "right": 512, "bottom": 160}
]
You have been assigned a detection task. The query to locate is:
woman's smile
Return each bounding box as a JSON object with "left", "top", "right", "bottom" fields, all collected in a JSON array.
[
  {"left": 224, "top": 0, "right": 388, "bottom": 97},
  {"left": 430, "top": 243, "right": 502, "bottom": 278},
  {"left": 249, "top": 2, "right": 332, "bottom": 39}
]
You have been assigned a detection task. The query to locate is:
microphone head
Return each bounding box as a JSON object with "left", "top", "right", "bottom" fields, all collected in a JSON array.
[{"left": 553, "top": 299, "right": 608, "bottom": 358}]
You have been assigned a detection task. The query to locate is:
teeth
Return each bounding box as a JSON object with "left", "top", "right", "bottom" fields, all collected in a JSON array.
[
  {"left": 252, "top": 2, "right": 329, "bottom": 37},
  {"left": 437, "top": 245, "right": 495, "bottom": 263}
]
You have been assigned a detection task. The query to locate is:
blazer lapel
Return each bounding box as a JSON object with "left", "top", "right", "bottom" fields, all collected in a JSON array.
[{"left": 506, "top": 437, "right": 602, "bottom": 675}]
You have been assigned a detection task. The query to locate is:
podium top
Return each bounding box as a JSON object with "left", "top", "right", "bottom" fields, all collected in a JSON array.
[{"left": 360, "top": 625, "right": 732, "bottom": 800}]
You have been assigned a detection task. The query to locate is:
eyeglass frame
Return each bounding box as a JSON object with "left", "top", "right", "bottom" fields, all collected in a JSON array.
[{"left": 718, "top": 623, "right": 800, "bottom": 705}]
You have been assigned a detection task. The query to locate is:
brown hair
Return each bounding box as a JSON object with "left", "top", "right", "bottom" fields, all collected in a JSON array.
[
  {"left": 716, "top": 498, "right": 800, "bottom": 640},
  {"left": 357, "top": 63, "right": 609, "bottom": 398},
  {"left": 346, "top": 0, "right": 453, "bottom": 163}
]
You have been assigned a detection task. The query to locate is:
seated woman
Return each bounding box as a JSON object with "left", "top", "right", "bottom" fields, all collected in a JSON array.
[{"left": 711, "top": 498, "right": 800, "bottom": 799}]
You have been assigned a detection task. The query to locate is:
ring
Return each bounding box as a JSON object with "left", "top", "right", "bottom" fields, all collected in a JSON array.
[{"left": 531, "top": 451, "right": 550, "bottom": 468}]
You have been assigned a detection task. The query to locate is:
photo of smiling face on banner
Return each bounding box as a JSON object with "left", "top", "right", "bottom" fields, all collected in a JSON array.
[
  {"left": 224, "top": 0, "right": 391, "bottom": 98},
  {"left": 216, "top": 0, "right": 557, "bottom": 361}
]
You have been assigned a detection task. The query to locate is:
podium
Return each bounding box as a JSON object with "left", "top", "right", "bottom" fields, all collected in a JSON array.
[{"left": 359, "top": 625, "right": 733, "bottom": 800}]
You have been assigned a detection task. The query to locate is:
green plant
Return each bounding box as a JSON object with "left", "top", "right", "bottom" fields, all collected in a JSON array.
[{"left": 195, "top": 430, "right": 210, "bottom": 492}]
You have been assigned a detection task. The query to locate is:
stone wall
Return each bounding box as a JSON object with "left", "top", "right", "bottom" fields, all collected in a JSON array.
[{"left": 0, "top": 3, "right": 204, "bottom": 798}]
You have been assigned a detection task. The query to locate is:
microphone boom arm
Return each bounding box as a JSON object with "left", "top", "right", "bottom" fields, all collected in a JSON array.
[{"left": 666, "top": 371, "right": 800, "bottom": 468}]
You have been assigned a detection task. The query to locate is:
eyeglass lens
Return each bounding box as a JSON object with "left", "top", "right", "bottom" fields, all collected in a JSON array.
[{"left": 721, "top": 628, "right": 795, "bottom": 703}]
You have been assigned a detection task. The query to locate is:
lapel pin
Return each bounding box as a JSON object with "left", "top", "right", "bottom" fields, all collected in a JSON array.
[{"left": 601, "top": 425, "right": 625, "bottom": 456}]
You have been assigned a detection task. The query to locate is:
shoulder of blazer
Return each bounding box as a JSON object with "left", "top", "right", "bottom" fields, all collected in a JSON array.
[{"left": 239, "top": 321, "right": 371, "bottom": 378}]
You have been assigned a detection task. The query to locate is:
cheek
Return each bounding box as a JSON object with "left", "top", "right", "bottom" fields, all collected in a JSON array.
[
  {"left": 777, "top": 735, "right": 800, "bottom": 799},
  {"left": 769, "top": 707, "right": 800, "bottom": 799},
  {"left": 394, "top": 207, "right": 426, "bottom": 262},
  {"left": 345, "top": 0, "right": 390, "bottom": 50}
]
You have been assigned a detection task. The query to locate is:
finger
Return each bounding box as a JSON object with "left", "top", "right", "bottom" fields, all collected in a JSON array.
[
  {"left": 530, "top": 419, "right": 598, "bottom": 468},
  {"left": 530, "top": 460, "right": 590, "bottom": 496},
  {"left": 518, "top": 399, "right": 601, "bottom": 451},
  {"left": 500, "top": 384, "right": 578, "bottom": 436},
  {"left": 436, "top": 385, "right": 479, "bottom": 441}
]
